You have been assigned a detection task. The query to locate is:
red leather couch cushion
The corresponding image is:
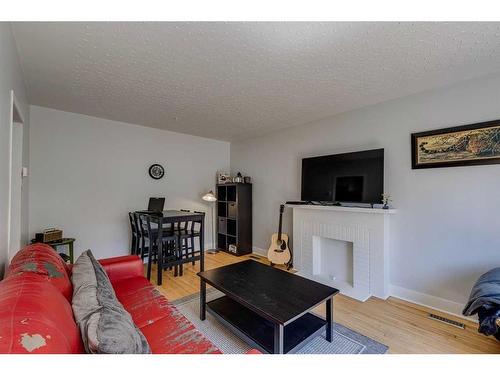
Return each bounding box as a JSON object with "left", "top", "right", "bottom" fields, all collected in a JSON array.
[
  {"left": 6, "top": 243, "right": 73, "bottom": 301},
  {"left": 0, "top": 273, "right": 84, "bottom": 354},
  {"left": 140, "top": 315, "right": 221, "bottom": 354},
  {"left": 99, "top": 255, "right": 143, "bottom": 283},
  {"left": 112, "top": 276, "right": 220, "bottom": 353},
  {"left": 113, "top": 276, "right": 173, "bottom": 328}
]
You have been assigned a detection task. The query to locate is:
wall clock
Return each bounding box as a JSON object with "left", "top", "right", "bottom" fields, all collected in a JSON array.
[{"left": 148, "top": 164, "right": 165, "bottom": 180}]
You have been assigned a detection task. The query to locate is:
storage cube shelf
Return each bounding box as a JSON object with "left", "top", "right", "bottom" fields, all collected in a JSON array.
[{"left": 216, "top": 183, "right": 252, "bottom": 256}]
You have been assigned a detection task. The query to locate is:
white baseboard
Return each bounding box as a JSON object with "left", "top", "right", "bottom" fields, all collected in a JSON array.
[{"left": 389, "top": 284, "right": 477, "bottom": 323}]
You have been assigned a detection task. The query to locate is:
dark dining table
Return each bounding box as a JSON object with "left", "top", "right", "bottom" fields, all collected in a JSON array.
[{"left": 137, "top": 210, "right": 205, "bottom": 286}]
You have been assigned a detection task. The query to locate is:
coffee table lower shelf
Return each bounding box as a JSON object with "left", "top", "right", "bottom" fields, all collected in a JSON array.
[{"left": 206, "top": 295, "right": 326, "bottom": 354}]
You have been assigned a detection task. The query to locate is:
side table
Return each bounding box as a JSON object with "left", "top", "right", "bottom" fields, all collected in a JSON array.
[{"left": 31, "top": 238, "right": 76, "bottom": 264}]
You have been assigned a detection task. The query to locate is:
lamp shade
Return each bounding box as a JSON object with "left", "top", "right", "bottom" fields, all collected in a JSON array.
[{"left": 202, "top": 190, "right": 217, "bottom": 202}]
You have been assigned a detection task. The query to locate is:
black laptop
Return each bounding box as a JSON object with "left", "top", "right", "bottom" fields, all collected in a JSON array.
[
  {"left": 135, "top": 197, "right": 165, "bottom": 216},
  {"left": 148, "top": 197, "right": 165, "bottom": 212}
]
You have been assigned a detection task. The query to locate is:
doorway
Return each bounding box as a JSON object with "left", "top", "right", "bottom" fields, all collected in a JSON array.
[{"left": 7, "top": 91, "right": 25, "bottom": 261}]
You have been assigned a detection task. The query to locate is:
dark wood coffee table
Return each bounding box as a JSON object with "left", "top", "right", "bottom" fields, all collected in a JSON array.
[{"left": 197, "top": 260, "right": 339, "bottom": 354}]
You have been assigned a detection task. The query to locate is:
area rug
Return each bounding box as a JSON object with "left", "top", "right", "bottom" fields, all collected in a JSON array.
[{"left": 173, "top": 289, "right": 388, "bottom": 354}]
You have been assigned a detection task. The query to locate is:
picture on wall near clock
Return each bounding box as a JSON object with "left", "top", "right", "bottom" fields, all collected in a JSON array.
[{"left": 148, "top": 164, "right": 165, "bottom": 180}]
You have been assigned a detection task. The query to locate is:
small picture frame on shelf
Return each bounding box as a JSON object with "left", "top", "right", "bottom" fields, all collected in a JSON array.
[{"left": 217, "top": 171, "right": 230, "bottom": 184}]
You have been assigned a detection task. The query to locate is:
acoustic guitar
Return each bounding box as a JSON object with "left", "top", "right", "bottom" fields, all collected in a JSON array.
[{"left": 267, "top": 204, "right": 291, "bottom": 266}]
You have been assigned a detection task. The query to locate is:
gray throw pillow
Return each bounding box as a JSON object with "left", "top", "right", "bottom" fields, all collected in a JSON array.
[{"left": 71, "top": 250, "right": 150, "bottom": 354}]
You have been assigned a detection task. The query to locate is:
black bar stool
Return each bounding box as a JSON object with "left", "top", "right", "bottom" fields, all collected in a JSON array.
[
  {"left": 175, "top": 209, "right": 202, "bottom": 269},
  {"left": 139, "top": 214, "right": 179, "bottom": 281},
  {"left": 128, "top": 212, "right": 139, "bottom": 255}
]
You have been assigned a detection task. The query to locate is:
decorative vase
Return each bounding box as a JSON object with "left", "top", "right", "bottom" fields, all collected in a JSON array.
[{"left": 234, "top": 172, "right": 244, "bottom": 183}]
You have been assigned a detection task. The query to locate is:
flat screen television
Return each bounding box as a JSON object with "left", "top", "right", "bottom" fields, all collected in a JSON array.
[{"left": 301, "top": 148, "right": 384, "bottom": 204}]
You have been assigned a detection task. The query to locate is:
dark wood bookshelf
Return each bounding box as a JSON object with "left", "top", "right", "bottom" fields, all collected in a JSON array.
[{"left": 216, "top": 183, "right": 252, "bottom": 256}]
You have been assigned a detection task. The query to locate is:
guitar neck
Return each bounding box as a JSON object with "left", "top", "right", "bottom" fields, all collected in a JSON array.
[{"left": 277, "top": 206, "right": 284, "bottom": 241}]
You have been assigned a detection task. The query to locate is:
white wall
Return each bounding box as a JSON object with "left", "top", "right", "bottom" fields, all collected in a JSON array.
[
  {"left": 231, "top": 72, "right": 500, "bottom": 315},
  {"left": 0, "top": 23, "right": 30, "bottom": 277},
  {"left": 29, "top": 106, "right": 229, "bottom": 260}
]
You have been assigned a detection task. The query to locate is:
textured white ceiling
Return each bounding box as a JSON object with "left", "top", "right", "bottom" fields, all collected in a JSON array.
[{"left": 11, "top": 22, "right": 500, "bottom": 141}]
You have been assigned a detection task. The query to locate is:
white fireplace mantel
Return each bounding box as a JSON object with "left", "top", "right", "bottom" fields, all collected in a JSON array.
[
  {"left": 288, "top": 204, "right": 396, "bottom": 302},
  {"left": 287, "top": 204, "right": 397, "bottom": 215}
]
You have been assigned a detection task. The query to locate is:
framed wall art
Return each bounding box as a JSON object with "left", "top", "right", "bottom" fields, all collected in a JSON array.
[{"left": 411, "top": 119, "right": 500, "bottom": 169}]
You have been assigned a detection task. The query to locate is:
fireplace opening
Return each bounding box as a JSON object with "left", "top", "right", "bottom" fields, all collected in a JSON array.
[{"left": 312, "top": 236, "right": 353, "bottom": 287}]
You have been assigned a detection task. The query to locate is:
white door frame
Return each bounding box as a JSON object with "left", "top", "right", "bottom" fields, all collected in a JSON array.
[{"left": 7, "top": 90, "right": 25, "bottom": 262}]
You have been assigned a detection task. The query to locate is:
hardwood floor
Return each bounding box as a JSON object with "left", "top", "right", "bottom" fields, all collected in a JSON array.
[{"left": 146, "top": 251, "right": 500, "bottom": 354}]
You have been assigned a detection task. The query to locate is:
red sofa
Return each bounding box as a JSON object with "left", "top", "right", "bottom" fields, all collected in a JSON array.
[{"left": 0, "top": 243, "right": 225, "bottom": 354}]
